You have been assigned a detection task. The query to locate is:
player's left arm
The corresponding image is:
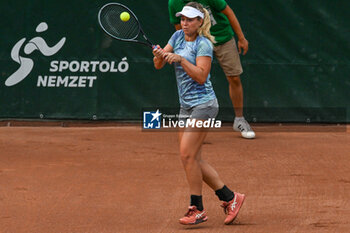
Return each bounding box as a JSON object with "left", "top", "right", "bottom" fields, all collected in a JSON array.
[
  {"left": 181, "top": 56, "right": 211, "bottom": 85},
  {"left": 221, "top": 5, "right": 249, "bottom": 55},
  {"left": 164, "top": 53, "right": 211, "bottom": 85}
]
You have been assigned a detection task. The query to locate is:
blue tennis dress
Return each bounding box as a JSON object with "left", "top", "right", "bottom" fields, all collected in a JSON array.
[{"left": 168, "top": 30, "right": 216, "bottom": 109}]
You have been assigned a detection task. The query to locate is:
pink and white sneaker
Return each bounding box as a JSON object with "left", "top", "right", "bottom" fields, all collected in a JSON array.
[
  {"left": 221, "top": 192, "right": 245, "bottom": 225},
  {"left": 179, "top": 206, "right": 208, "bottom": 225}
]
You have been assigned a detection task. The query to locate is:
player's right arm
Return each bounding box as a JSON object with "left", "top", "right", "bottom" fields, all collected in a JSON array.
[{"left": 153, "top": 44, "right": 173, "bottom": 70}]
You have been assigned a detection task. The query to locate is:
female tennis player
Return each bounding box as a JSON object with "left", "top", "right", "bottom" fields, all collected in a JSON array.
[{"left": 153, "top": 2, "right": 245, "bottom": 225}]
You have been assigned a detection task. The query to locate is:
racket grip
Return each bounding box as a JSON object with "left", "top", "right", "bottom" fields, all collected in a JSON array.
[
  {"left": 152, "top": 45, "right": 164, "bottom": 51},
  {"left": 152, "top": 45, "right": 166, "bottom": 58}
]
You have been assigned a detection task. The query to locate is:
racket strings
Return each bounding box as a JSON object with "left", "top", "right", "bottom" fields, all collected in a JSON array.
[{"left": 99, "top": 6, "right": 139, "bottom": 40}]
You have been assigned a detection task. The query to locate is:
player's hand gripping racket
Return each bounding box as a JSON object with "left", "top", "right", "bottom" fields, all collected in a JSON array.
[{"left": 98, "top": 3, "right": 156, "bottom": 49}]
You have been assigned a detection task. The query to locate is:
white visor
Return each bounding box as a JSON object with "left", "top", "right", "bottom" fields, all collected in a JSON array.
[{"left": 176, "top": 6, "right": 204, "bottom": 19}]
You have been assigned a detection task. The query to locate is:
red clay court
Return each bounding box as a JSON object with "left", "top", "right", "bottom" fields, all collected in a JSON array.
[{"left": 0, "top": 124, "right": 349, "bottom": 233}]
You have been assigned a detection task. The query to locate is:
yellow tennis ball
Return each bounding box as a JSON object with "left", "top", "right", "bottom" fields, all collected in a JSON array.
[{"left": 120, "top": 12, "right": 130, "bottom": 22}]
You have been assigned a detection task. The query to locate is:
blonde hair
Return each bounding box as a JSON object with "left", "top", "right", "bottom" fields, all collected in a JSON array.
[{"left": 185, "top": 2, "right": 216, "bottom": 44}]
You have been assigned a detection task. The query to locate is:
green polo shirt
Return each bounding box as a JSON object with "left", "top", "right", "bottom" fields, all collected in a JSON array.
[{"left": 168, "top": 0, "right": 234, "bottom": 45}]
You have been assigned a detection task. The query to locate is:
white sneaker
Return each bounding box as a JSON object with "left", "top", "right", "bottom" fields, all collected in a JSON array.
[{"left": 233, "top": 118, "right": 255, "bottom": 139}]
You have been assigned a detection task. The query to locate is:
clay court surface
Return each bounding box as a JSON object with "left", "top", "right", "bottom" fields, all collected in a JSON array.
[{"left": 0, "top": 124, "right": 349, "bottom": 233}]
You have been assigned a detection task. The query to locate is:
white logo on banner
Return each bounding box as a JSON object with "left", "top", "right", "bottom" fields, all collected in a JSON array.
[
  {"left": 5, "top": 22, "right": 129, "bottom": 88},
  {"left": 5, "top": 22, "right": 66, "bottom": 86}
]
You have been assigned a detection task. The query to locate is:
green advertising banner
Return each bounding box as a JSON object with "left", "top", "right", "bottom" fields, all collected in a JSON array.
[{"left": 0, "top": 0, "right": 349, "bottom": 122}]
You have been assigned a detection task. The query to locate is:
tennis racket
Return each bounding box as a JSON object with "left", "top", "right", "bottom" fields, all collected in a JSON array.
[{"left": 98, "top": 3, "right": 155, "bottom": 49}]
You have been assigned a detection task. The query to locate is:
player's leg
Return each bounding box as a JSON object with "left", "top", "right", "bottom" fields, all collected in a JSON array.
[
  {"left": 196, "top": 148, "right": 246, "bottom": 225},
  {"left": 179, "top": 128, "right": 207, "bottom": 197},
  {"left": 178, "top": 127, "right": 208, "bottom": 225},
  {"left": 179, "top": 131, "right": 225, "bottom": 193},
  {"left": 177, "top": 100, "right": 218, "bottom": 196},
  {"left": 178, "top": 113, "right": 203, "bottom": 197},
  {"left": 196, "top": 147, "right": 224, "bottom": 190},
  {"left": 177, "top": 99, "right": 219, "bottom": 225}
]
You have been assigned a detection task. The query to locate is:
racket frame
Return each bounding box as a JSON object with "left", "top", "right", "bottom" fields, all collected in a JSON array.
[{"left": 98, "top": 3, "right": 154, "bottom": 48}]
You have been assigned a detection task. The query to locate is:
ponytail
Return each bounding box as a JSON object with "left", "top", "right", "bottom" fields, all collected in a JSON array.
[{"left": 198, "top": 8, "right": 216, "bottom": 44}]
